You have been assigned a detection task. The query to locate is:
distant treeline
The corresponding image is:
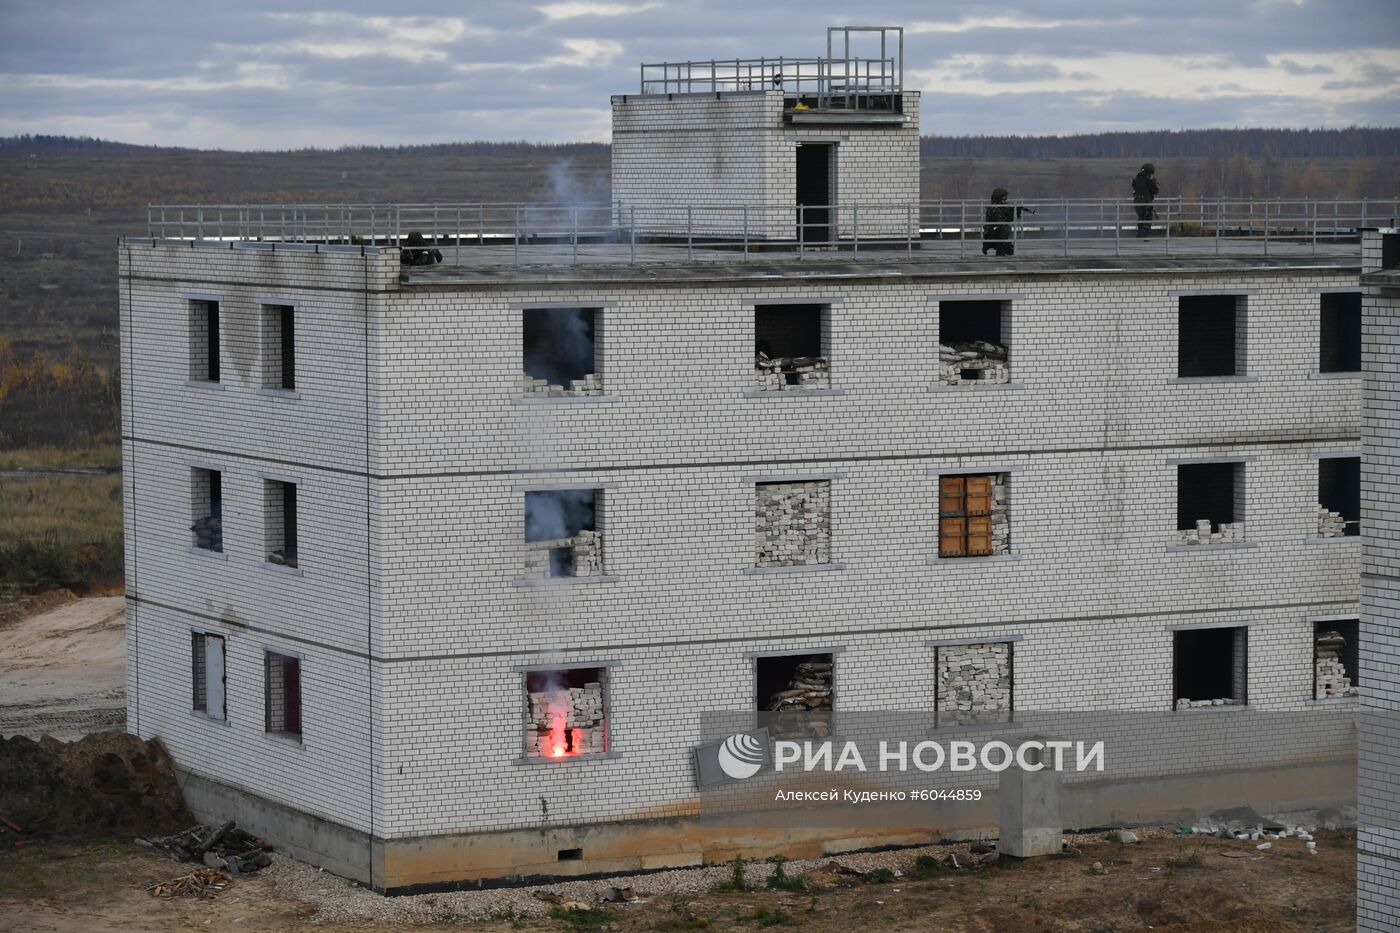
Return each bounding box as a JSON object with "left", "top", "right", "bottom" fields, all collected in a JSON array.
[
  {"left": 919, "top": 128, "right": 1400, "bottom": 160},
  {"left": 0, "top": 134, "right": 609, "bottom": 158}
]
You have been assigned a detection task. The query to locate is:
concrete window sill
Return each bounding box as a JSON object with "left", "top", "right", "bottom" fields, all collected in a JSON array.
[
  {"left": 1165, "top": 542, "right": 1258, "bottom": 553},
  {"left": 185, "top": 379, "right": 225, "bottom": 391},
  {"left": 188, "top": 546, "right": 227, "bottom": 561},
  {"left": 1308, "top": 696, "right": 1359, "bottom": 705},
  {"left": 925, "top": 719, "right": 1022, "bottom": 737},
  {"left": 263, "top": 561, "right": 304, "bottom": 577},
  {"left": 742, "top": 388, "right": 848, "bottom": 398},
  {"left": 1309, "top": 371, "right": 1361, "bottom": 380},
  {"left": 513, "top": 575, "right": 619, "bottom": 588},
  {"left": 190, "top": 711, "right": 231, "bottom": 726},
  {"left": 1168, "top": 376, "right": 1259, "bottom": 385},
  {"left": 264, "top": 731, "right": 304, "bottom": 748},
  {"left": 513, "top": 751, "right": 620, "bottom": 766},
  {"left": 1172, "top": 703, "right": 1248, "bottom": 713},
  {"left": 510, "top": 394, "right": 618, "bottom": 405},
  {"left": 1305, "top": 535, "right": 1360, "bottom": 544},
  {"left": 745, "top": 563, "right": 846, "bottom": 575},
  {"left": 257, "top": 387, "right": 301, "bottom": 400},
  {"left": 927, "top": 383, "right": 1026, "bottom": 393},
  {"left": 927, "top": 554, "right": 1021, "bottom": 565}
]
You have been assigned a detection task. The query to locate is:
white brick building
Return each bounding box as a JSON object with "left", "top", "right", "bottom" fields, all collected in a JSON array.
[{"left": 123, "top": 33, "right": 1375, "bottom": 897}]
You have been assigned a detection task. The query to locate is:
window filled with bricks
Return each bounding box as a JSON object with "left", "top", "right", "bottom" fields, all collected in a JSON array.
[
  {"left": 523, "top": 667, "right": 608, "bottom": 759},
  {"left": 1173, "top": 627, "right": 1247, "bottom": 709},
  {"left": 191, "top": 632, "right": 226, "bottom": 720},
  {"left": 263, "top": 479, "right": 298, "bottom": 568},
  {"left": 754, "top": 304, "right": 830, "bottom": 390},
  {"left": 935, "top": 642, "right": 1013, "bottom": 727},
  {"left": 756, "top": 653, "right": 833, "bottom": 740},
  {"left": 1177, "top": 295, "right": 1246, "bottom": 378},
  {"left": 755, "top": 480, "right": 831, "bottom": 567},
  {"left": 189, "top": 467, "right": 223, "bottom": 552},
  {"left": 1175, "top": 462, "right": 1245, "bottom": 545},
  {"left": 188, "top": 299, "right": 220, "bottom": 382},
  {"left": 1317, "top": 456, "right": 1360, "bottom": 537},
  {"left": 264, "top": 650, "right": 302, "bottom": 738},
  {"left": 519, "top": 307, "right": 601, "bottom": 397},
  {"left": 260, "top": 304, "right": 296, "bottom": 390},
  {"left": 1319, "top": 292, "right": 1361, "bottom": 373},
  {"left": 938, "top": 474, "right": 1009, "bottom": 557},
  {"left": 522, "top": 488, "right": 603, "bottom": 578},
  {"left": 1314, "top": 619, "right": 1360, "bottom": 700},
  {"left": 937, "top": 300, "right": 1010, "bottom": 385}
]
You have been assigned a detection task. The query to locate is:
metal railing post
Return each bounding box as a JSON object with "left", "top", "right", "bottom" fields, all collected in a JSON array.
[
  {"left": 513, "top": 208, "right": 520, "bottom": 265},
  {"left": 906, "top": 203, "right": 913, "bottom": 257},
  {"left": 629, "top": 206, "right": 636, "bottom": 263},
  {"left": 743, "top": 205, "right": 749, "bottom": 259},
  {"left": 1263, "top": 200, "right": 1270, "bottom": 256},
  {"left": 572, "top": 206, "right": 579, "bottom": 264},
  {"left": 853, "top": 204, "right": 859, "bottom": 255},
  {"left": 1164, "top": 200, "right": 1171, "bottom": 255},
  {"left": 1215, "top": 198, "right": 1221, "bottom": 255},
  {"left": 686, "top": 205, "right": 693, "bottom": 260},
  {"left": 197, "top": 207, "right": 204, "bottom": 241},
  {"left": 1113, "top": 201, "right": 1120, "bottom": 256},
  {"left": 1063, "top": 199, "right": 1069, "bottom": 257},
  {"left": 798, "top": 204, "right": 804, "bottom": 258},
  {"left": 959, "top": 201, "right": 966, "bottom": 258}
]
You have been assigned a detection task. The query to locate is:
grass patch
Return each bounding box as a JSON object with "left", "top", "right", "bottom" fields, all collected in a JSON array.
[
  {"left": 766, "top": 856, "right": 807, "bottom": 892},
  {"left": 0, "top": 472, "right": 123, "bottom": 588},
  {"left": 748, "top": 906, "right": 795, "bottom": 927},
  {"left": 1164, "top": 848, "right": 1205, "bottom": 869},
  {"left": 907, "top": 854, "right": 948, "bottom": 879},
  {"left": 654, "top": 902, "right": 714, "bottom": 930},
  {"left": 0, "top": 442, "right": 122, "bottom": 471},
  {"left": 547, "top": 906, "right": 609, "bottom": 927}
]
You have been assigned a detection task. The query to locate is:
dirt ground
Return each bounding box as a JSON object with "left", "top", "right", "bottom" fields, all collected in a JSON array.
[
  {"left": 0, "top": 596, "right": 126, "bottom": 740},
  {"left": 0, "top": 829, "right": 1356, "bottom": 933}
]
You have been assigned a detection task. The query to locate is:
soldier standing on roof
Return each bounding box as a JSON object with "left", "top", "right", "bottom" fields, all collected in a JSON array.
[
  {"left": 1132, "top": 163, "right": 1159, "bottom": 238},
  {"left": 981, "top": 188, "right": 1032, "bottom": 257}
]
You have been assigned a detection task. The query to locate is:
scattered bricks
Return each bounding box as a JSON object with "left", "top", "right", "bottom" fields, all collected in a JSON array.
[
  {"left": 525, "top": 678, "right": 607, "bottom": 758},
  {"left": 755, "top": 481, "right": 831, "bottom": 567},
  {"left": 1314, "top": 630, "right": 1358, "bottom": 698},
  {"left": 754, "top": 352, "right": 831, "bottom": 390},
  {"left": 937, "top": 642, "right": 1012, "bottom": 725},
  {"left": 521, "top": 531, "right": 603, "bottom": 579},
  {"left": 1176, "top": 519, "right": 1246, "bottom": 546},
  {"left": 937, "top": 341, "right": 1009, "bottom": 386},
  {"left": 1316, "top": 504, "right": 1349, "bottom": 537},
  {"left": 516, "top": 371, "right": 604, "bottom": 397}
]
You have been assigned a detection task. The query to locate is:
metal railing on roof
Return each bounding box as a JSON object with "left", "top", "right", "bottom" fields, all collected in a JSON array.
[
  {"left": 638, "top": 25, "right": 903, "bottom": 111},
  {"left": 142, "top": 197, "right": 1398, "bottom": 268}
]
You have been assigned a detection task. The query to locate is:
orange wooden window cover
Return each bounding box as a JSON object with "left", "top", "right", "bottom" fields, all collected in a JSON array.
[{"left": 939, "top": 475, "right": 994, "bottom": 557}]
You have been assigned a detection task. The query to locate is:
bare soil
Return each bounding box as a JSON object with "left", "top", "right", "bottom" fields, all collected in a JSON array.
[
  {"left": 0, "top": 830, "right": 1356, "bottom": 932},
  {"left": 0, "top": 596, "right": 125, "bottom": 740}
]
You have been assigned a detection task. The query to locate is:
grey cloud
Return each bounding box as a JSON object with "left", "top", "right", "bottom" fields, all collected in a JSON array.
[{"left": 1279, "top": 59, "right": 1334, "bottom": 76}]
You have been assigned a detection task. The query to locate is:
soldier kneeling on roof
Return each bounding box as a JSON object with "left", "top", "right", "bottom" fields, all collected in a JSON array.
[{"left": 399, "top": 231, "right": 443, "bottom": 266}]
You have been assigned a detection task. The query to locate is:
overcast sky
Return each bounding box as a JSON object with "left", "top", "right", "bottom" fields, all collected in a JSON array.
[{"left": 1, "top": 0, "right": 1397, "bottom": 149}]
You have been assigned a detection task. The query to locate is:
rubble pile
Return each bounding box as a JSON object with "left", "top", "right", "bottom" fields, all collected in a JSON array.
[
  {"left": 763, "top": 659, "right": 833, "bottom": 740},
  {"left": 1316, "top": 504, "right": 1351, "bottom": 537},
  {"left": 527, "top": 681, "right": 607, "bottom": 757},
  {"left": 988, "top": 476, "right": 1010, "bottom": 555},
  {"left": 139, "top": 821, "right": 273, "bottom": 875},
  {"left": 517, "top": 372, "right": 604, "bottom": 398},
  {"left": 938, "top": 341, "right": 1008, "bottom": 385},
  {"left": 937, "top": 642, "right": 1012, "bottom": 724},
  {"left": 1314, "top": 630, "right": 1357, "bottom": 698},
  {"left": 1176, "top": 518, "right": 1246, "bottom": 546},
  {"left": 522, "top": 530, "right": 603, "bottom": 579},
  {"left": 756, "top": 481, "right": 830, "bottom": 567},
  {"left": 190, "top": 515, "right": 223, "bottom": 552},
  {"left": 755, "top": 352, "right": 830, "bottom": 390},
  {"left": 144, "top": 867, "right": 229, "bottom": 899},
  {"left": 1176, "top": 696, "right": 1244, "bottom": 710}
]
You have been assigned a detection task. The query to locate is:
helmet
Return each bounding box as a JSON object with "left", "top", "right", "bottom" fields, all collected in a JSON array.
[
  {"left": 1141, "top": 163, "right": 1155, "bottom": 174},
  {"left": 991, "top": 187, "right": 1008, "bottom": 200}
]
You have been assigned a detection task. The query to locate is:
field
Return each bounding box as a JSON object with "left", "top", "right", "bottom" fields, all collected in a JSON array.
[{"left": 0, "top": 136, "right": 1395, "bottom": 591}]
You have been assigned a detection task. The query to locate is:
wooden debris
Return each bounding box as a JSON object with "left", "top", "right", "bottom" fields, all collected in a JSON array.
[{"left": 145, "top": 867, "right": 228, "bottom": 898}]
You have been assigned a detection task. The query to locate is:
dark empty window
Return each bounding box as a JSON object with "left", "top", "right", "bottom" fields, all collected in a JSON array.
[
  {"left": 262, "top": 305, "right": 296, "bottom": 390},
  {"left": 1178, "top": 295, "right": 1245, "bottom": 377},
  {"left": 265, "top": 479, "right": 298, "bottom": 568},
  {"left": 264, "top": 650, "right": 302, "bottom": 738},
  {"left": 189, "top": 299, "right": 220, "bottom": 382},
  {"left": 523, "top": 488, "right": 601, "bottom": 578},
  {"left": 1177, "top": 462, "right": 1243, "bottom": 533},
  {"left": 521, "top": 308, "right": 599, "bottom": 394},
  {"left": 755, "top": 304, "right": 830, "bottom": 389},
  {"left": 938, "top": 300, "right": 1010, "bottom": 384},
  {"left": 1174, "top": 627, "right": 1247, "bottom": 708},
  {"left": 1314, "top": 619, "right": 1360, "bottom": 699},
  {"left": 756, "top": 653, "right": 833, "bottom": 740},
  {"left": 1319, "top": 456, "right": 1360, "bottom": 536},
  {"left": 190, "top": 467, "right": 223, "bottom": 552},
  {"left": 1319, "top": 293, "right": 1361, "bottom": 373}
]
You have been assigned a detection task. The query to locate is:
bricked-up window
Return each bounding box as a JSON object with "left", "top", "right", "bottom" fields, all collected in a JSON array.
[
  {"left": 1175, "top": 462, "right": 1246, "bottom": 544},
  {"left": 1319, "top": 293, "right": 1361, "bottom": 373},
  {"left": 1314, "top": 619, "right": 1360, "bottom": 700},
  {"left": 938, "top": 300, "right": 1010, "bottom": 385},
  {"left": 755, "top": 304, "right": 830, "bottom": 390},
  {"left": 938, "top": 474, "right": 1009, "bottom": 557},
  {"left": 523, "top": 667, "right": 608, "bottom": 758},
  {"left": 261, "top": 304, "right": 296, "bottom": 390},
  {"left": 190, "top": 467, "right": 223, "bottom": 552},
  {"left": 755, "top": 480, "right": 831, "bottom": 566},
  {"left": 756, "top": 654, "right": 833, "bottom": 740},
  {"left": 264, "top": 650, "right": 301, "bottom": 738},
  {"left": 522, "top": 489, "right": 602, "bottom": 578},
  {"left": 189, "top": 299, "right": 220, "bottom": 382},
  {"left": 191, "top": 632, "right": 226, "bottom": 720},
  {"left": 1318, "top": 456, "right": 1360, "bottom": 537},
  {"left": 1173, "top": 627, "right": 1247, "bottom": 709},
  {"left": 1178, "top": 295, "right": 1246, "bottom": 377},
  {"left": 935, "top": 642, "right": 1013, "bottom": 727},
  {"left": 264, "top": 480, "right": 298, "bottom": 568},
  {"left": 520, "top": 308, "right": 600, "bottom": 396}
]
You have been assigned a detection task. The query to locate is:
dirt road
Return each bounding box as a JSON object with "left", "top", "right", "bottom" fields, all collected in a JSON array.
[{"left": 0, "top": 597, "right": 126, "bottom": 740}]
